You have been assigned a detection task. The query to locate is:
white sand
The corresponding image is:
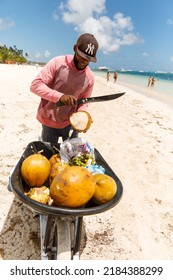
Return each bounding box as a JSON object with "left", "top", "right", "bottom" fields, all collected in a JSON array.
[{"left": 0, "top": 64, "right": 173, "bottom": 260}]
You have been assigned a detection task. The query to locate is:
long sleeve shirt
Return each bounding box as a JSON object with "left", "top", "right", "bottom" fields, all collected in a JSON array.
[{"left": 30, "top": 55, "right": 95, "bottom": 128}]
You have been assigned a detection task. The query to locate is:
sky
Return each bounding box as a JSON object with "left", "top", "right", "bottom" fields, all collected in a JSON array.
[{"left": 1, "top": 0, "right": 173, "bottom": 72}]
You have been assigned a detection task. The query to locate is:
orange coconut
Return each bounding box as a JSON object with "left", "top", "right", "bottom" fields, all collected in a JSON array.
[
  {"left": 93, "top": 174, "right": 117, "bottom": 205},
  {"left": 21, "top": 153, "right": 51, "bottom": 187},
  {"left": 50, "top": 166, "right": 96, "bottom": 208},
  {"left": 70, "top": 110, "right": 93, "bottom": 132}
]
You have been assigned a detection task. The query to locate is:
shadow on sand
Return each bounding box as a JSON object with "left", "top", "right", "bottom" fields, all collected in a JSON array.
[{"left": 0, "top": 197, "right": 86, "bottom": 260}]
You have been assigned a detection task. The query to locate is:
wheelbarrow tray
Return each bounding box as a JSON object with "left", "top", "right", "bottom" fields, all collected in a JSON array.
[{"left": 10, "top": 141, "right": 123, "bottom": 216}]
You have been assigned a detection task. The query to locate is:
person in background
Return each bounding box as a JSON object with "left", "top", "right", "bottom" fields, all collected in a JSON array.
[
  {"left": 147, "top": 76, "right": 152, "bottom": 87},
  {"left": 106, "top": 71, "right": 110, "bottom": 82},
  {"left": 151, "top": 77, "right": 156, "bottom": 87},
  {"left": 30, "top": 33, "right": 99, "bottom": 143},
  {"left": 113, "top": 71, "right": 118, "bottom": 83}
]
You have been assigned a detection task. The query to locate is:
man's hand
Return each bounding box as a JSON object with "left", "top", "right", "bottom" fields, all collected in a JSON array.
[{"left": 60, "top": 95, "right": 77, "bottom": 106}]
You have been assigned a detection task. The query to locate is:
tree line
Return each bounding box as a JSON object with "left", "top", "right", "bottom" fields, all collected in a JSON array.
[{"left": 0, "top": 44, "right": 28, "bottom": 64}]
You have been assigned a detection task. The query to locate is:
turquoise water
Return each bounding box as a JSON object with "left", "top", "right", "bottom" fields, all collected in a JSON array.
[{"left": 93, "top": 70, "right": 173, "bottom": 107}]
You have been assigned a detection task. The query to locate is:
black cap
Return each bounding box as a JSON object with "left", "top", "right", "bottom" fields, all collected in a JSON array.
[{"left": 76, "top": 33, "right": 99, "bottom": 62}]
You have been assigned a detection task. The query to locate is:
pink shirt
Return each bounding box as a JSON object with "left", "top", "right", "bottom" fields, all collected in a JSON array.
[{"left": 30, "top": 55, "right": 95, "bottom": 128}]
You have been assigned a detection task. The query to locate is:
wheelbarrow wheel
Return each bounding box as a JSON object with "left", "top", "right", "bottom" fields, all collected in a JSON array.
[{"left": 56, "top": 219, "right": 71, "bottom": 260}]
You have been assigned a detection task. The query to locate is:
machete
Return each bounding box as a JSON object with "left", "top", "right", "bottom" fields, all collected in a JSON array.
[{"left": 56, "top": 92, "right": 125, "bottom": 107}]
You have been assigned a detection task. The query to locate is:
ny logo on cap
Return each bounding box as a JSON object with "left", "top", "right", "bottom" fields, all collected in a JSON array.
[{"left": 85, "top": 43, "right": 95, "bottom": 55}]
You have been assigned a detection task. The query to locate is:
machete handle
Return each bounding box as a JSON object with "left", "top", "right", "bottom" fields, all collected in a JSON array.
[{"left": 56, "top": 101, "right": 65, "bottom": 107}]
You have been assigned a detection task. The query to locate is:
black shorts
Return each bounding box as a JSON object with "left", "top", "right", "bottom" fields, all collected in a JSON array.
[{"left": 41, "top": 124, "right": 78, "bottom": 143}]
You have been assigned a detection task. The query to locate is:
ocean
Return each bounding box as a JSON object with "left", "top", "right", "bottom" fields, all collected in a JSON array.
[{"left": 93, "top": 69, "right": 173, "bottom": 107}]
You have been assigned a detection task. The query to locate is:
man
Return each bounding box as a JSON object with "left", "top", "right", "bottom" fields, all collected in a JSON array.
[
  {"left": 106, "top": 71, "right": 110, "bottom": 82},
  {"left": 30, "top": 33, "right": 99, "bottom": 143},
  {"left": 113, "top": 71, "right": 118, "bottom": 83}
]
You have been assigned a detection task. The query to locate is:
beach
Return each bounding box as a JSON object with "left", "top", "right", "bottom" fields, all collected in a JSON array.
[{"left": 0, "top": 64, "right": 173, "bottom": 260}]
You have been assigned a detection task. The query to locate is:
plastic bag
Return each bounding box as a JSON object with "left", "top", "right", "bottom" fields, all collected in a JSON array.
[
  {"left": 60, "top": 137, "right": 95, "bottom": 163},
  {"left": 85, "top": 164, "right": 105, "bottom": 174}
]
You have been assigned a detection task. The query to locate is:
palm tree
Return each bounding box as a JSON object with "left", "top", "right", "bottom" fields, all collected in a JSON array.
[{"left": 0, "top": 44, "right": 28, "bottom": 63}]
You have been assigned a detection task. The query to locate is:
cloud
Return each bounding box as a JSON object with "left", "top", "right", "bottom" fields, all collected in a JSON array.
[
  {"left": 166, "top": 19, "right": 173, "bottom": 25},
  {"left": 142, "top": 52, "right": 148, "bottom": 57},
  {"left": 0, "top": 17, "right": 15, "bottom": 30},
  {"left": 53, "top": 12, "right": 59, "bottom": 21},
  {"left": 31, "top": 50, "right": 51, "bottom": 60},
  {"left": 170, "top": 56, "right": 173, "bottom": 62},
  {"left": 35, "top": 52, "right": 41, "bottom": 58},
  {"left": 44, "top": 50, "right": 51, "bottom": 58},
  {"left": 57, "top": 0, "right": 142, "bottom": 53},
  {"left": 59, "top": 0, "right": 106, "bottom": 24}
]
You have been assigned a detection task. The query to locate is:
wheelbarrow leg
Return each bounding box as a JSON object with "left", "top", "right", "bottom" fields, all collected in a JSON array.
[
  {"left": 40, "top": 214, "right": 54, "bottom": 260},
  {"left": 56, "top": 219, "right": 71, "bottom": 260},
  {"left": 73, "top": 216, "right": 83, "bottom": 260}
]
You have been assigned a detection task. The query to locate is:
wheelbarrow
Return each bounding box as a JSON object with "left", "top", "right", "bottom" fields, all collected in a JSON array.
[{"left": 9, "top": 141, "right": 123, "bottom": 260}]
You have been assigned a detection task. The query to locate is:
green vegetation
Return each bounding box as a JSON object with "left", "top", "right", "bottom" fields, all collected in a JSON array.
[{"left": 0, "top": 45, "right": 28, "bottom": 64}]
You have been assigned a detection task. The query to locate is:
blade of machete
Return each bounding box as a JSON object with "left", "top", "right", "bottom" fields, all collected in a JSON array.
[{"left": 56, "top": 92, "right": 125, "bottom": 107}]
